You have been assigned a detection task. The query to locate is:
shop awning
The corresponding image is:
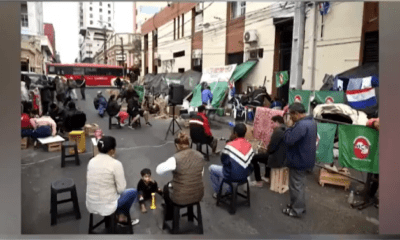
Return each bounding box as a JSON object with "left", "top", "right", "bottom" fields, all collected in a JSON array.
[{"left": 230, "top": 60, "right": 258, "bottom": 82}]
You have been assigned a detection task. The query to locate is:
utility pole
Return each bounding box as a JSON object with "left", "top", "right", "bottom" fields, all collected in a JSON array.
[
  {"left": 120, "top": 37, "right": 125, "bottom": 77},
  {"left": 289, "top": 1, "right": 306, "bottom": 90},
  {"left": 308, "top": 2, "right": 319, "bottom": 91}
]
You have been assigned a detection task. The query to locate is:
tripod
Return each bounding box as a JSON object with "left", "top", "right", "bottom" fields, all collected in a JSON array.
[{"left": 165, "top": 104, "right": 182, "bottom": 140}]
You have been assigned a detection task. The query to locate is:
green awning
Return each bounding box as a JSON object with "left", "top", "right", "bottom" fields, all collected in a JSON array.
[{"left": 230, "top": 60, "right": 258, "bottom": 82}]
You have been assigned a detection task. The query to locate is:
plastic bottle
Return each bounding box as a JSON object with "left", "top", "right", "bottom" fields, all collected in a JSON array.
[
  {"left": 229, "top": 122, "right": 235, "bottom": 128},
  {"left": 348, "top": 190, "right": 354, "bottom": 204}
]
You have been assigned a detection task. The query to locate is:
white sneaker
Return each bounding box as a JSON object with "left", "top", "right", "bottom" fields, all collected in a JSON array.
[
  {"left": 261, "top": 177, "right": 270, "bottom": 183},
  {"left": 131, "top": 219, "right": 140, "bottom": 226}
]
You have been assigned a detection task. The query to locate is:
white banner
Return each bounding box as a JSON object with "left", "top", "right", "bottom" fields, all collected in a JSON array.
[{"left": 200, "top": 64, "right": 237, "bottom": 85}]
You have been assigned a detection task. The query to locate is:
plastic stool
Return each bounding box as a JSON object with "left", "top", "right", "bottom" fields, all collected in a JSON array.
[
  {"left": 50, "top": 178, "right": 81, "bottom": 225},
  {"left": 163, "top": 202, "right": 203, "bottom": 234},
  {"left": 61, "top": 141, "right": 80, "bottom": 168},
  {"left": 190, "top": 141, "right": 209, "bottom": 161},
  {"left": 88, "top": 212, "right": 133, "bottom": 234},
  {"left": 109, "top": 115, "right": 122, "bottom": 129},
  {"left": 216, "top": 179, "right": 250, "bottom": 214}
]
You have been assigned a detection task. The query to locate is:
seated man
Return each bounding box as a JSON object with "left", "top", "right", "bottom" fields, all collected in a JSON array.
[
  {"left": 49, "top": 103, "right": 66, "bottom": 133},
  {"left": 201, "top": 86, "right": 213, "bottom": 105},
  {"left": 94, "top": 91, "right": 108, "bottom": 118},
  {"left": 127, "top": 97, "right": 151, "bottom": 129},
  {"left": 189, "top": 105, "right": 217, "bottom": 153},
  {"left": 250, "top": 115, "right": 287, "bottom": 187},
  {"left": 209, "top": 123, "right": 254, "bottom": 199},
  {"left": 27, "top": 109, "right": 57, "bottom": 143},
  {"left": 156, "top": 132, "right": 205, "bottom": 221},
  {"left": 63, "top": 102, "right": 87, "bottom": 133}
]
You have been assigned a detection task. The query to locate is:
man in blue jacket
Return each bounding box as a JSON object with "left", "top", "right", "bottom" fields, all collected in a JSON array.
[
  {"left": 201, "top": 86, "right": 213, "bottom": 105},
  {"left": 282, "top": 102, "right": 317, "bottom": 218},
  {"left": 209, "top": 123, "right": 254, "bottom": 199}
]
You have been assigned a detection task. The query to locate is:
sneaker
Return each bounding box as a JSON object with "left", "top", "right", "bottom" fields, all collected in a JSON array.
[
  {"left": 146, "top": 122, "right": 152, "bottom": 127},
  {"left": 212, "top": 193, "right": 218, "bottom": 199},
  {"left": 131, "top": 219, "right": 140, "bottom": 226},
  {"left": 128, "top": 125, "right": 136, "bottom": 130},
  {"left": 261, "top": 177, "right": 270, "bottom": 183},
  {"left": 250, "top": 181, "right": 263, "bottom": 187}
]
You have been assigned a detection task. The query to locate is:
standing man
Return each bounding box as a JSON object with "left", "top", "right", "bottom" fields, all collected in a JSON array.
[
  {"left": 282, "top": 102, "right": 317, "bottom": 218},
  {"left": 78, "top": 75, "right": 86, "bottom": 100},
  {"left": 201, "top": 86, "right": 213, "bottom": 105}
]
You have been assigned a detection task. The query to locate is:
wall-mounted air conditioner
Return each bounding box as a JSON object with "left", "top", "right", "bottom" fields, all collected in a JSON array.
[
  {"left": 244, "top": 30, "right": 258, "bottom": 43},
  {"left": 195, "top": 3, "right": 204, "bottom": 13}
]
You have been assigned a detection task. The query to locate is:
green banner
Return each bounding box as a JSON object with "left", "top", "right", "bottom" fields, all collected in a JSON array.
[
  {"left": 338, "top": 125, "right": 379, "bottom": 174},
  {"left": 210, "top": 81, "right": 228, "bottom": 108},
  {"left": 134, "top": 85, "right": 144, "bottom": 103},
  {"left": 190, "top": 85, "right": 203, "bottom": 107},
  {"left": 276, "top": 71, "right": 289, "bottom": 88},
  {"left": 316, "top": 123, "right": 337, "bottom": 164},
  {"left": 288, "top": 89, "right": 312, "bottom": 112},
  {"left": 314, "top": 91, "right": 345, "bottom": 104}
]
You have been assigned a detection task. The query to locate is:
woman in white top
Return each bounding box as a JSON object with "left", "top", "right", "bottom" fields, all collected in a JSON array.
[{"left": 86, "top": 136, "right": 140, "bottom": 226}]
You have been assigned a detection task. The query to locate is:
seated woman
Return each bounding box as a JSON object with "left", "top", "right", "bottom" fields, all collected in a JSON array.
[
  {"left": 86, "top": 136, "right": 140, "bottom": 226},
  {"left": 156, "top": 132, "right": 205, "bottom": 221}
]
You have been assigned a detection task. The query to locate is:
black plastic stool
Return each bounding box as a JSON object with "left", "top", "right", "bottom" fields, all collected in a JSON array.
[
  {"left": 109, "top": 115, "right": 122, "bottom": 129},
  {"left": 216, "top": 179, "right": 250, "bottom": 215},
  {"left": 61, "top": 141, "right": 80, "bottom": 168},
  {"left": 88, "top": 212, "right": 133, "bottom": 234},
  {"left": 50, "top": 178, "right": 81, "bottom": 225},
  {"left": 163, "top": 202, "right": 203, "bottom": 234},
  {"left": 190, "top": 141, "right": 209, "bottom": 161}
]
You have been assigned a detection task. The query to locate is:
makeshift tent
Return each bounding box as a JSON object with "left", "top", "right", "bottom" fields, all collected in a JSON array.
[{"left": 230, "top": 60, "right": 258, "bottom": 82}]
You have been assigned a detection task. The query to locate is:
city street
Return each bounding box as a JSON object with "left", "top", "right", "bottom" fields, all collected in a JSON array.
[{"left": 21, "top": 88, "right": 379, "bottom": 236}]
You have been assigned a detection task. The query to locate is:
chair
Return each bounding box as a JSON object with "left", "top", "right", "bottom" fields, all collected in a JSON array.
[
  {"left": 61, "top": 141, "right": 80, "bottom": 168},
  {"left": 163, "top": 202, "right": 203, "bottom": 234},
  {"left": 50, "top": 178, "right": 81, "bottom": 225},
  {"left": 88, "top": 212, "right": 133, "bottom": 234},
  {"left": 216, "top": 179, "right": 250, "bottom": 215},
  {"left": 189, "top": 123, "right": 210, "bottom": 161},
  {"left": 109, "top": 115, "right": 122, "bottom": 129}
]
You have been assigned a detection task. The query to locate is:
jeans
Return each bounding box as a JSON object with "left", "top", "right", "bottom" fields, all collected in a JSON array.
[
  {"left": 251, "top": 153, "right": 270, "bottom": 181},
  {"left": 209, "top": 165, "right": 232, "bottom": 194},
  {"left": 24, "top": 126, "right": 52, "bottom": 140},
  {"left": 80, "top": 88, "right": 86, "bottom": 100},
  {"left": 115, "top": 188, "right": 138, "bottom": 216}
]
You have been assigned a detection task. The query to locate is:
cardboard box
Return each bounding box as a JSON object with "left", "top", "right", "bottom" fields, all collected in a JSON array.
[
  {"left": 21, "top": 137, "right": 28, "bottom": 149},
  {"left": 168, "top": 106, "right": 182, "bottom": 117},
  {"left": 84, "top": 123, "right": 99, "bottom": 136},
  {"left": 69, "top": 131, "right": 86, "bottom": 154}
]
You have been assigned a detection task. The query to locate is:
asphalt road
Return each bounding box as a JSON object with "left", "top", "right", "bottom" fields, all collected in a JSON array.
[{"left": 21, "top": 88, "right": 379, "bottom": 236}]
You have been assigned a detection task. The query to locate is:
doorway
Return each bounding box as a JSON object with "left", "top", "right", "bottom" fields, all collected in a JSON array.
[
  {"left": 272, "top": 18, "right": 293, "bottom": 104},
  {"left": 227, "top": 52, "right": 244, "bottom": 93}
]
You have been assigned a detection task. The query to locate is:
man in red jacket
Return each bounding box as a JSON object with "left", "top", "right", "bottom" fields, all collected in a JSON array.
[{"left": 190, "top": 105, "right": 218, "bottom": 153}]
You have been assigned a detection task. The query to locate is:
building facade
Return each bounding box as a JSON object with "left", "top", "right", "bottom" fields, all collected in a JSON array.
[
  {"left": 43, "top": 23, "right": 56, "bottom": 61},
  {"left": 78, "top": 1, "right": 115, "bottom": 63},
  {"left": 141, "top": 2, "right": 379, "bottom": 99},
  {"left": 21, "top": 2, "right": 54, "bottom": 73}
]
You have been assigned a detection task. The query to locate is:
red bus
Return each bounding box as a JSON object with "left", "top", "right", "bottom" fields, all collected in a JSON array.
[{"left": 46, "top": 63, "right": 124, "bottom": 86}]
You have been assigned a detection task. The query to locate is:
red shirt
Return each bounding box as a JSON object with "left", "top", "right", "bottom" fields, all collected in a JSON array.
[
  {"left": 197, "top": 112, "right": 212, "bottom": 136},
  {"left": 21, "top": 113, "right": 32, "bottom": 129}
]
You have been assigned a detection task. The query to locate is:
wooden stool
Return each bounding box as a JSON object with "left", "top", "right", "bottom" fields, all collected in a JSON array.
[
  {"left": 61, "top": 141, "right": 80, "bottom": 168},
  {"left": 50, "top": 178, "right": 81, "bottom": 225},
  {"left": 163, "top": 202, "right": 203, "bottom": 234},
  {"left": 270, "top": 168, "right": 289, "bottom": 194},
  {"left": 217, "top": 179, "right": 250, "bottom": 215},
  {"left": 109, "top": 115, "right": 121, "bottom": 129}
]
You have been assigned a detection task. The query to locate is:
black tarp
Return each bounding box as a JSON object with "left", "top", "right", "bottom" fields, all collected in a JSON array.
[
  {"left": 143, "top": 70, "right": 202, "bottom": 97},
  {"left": 338, "top": 63, "right": 379, "bottom": 118}
]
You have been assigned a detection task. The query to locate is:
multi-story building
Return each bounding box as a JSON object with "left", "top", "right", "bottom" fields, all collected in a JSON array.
[
  {"left": 43, "top": 23, "right": 56, "bottom": 61},
  {"left": 78, "top": 1, "right": 115, "bottom": 63},
  {"left": 93, "top": 33, "right": 141, "bottom": 73},
  {"left": 21, "top": 2, "right": 54, "bottom": 73},
  {"left": 133, "top": 2, "right": 168, "bottom": 34},
  {"left": 141, "top": 2, "right": 379, "bottom": 101}
]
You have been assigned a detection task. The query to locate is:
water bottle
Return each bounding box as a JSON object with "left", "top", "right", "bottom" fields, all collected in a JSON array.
[
  {"left": 229, "top": 122, "right": 235, "bottom": 128},
  {"left": 348, "top": 190, "right": 354, "bottom": 204}
]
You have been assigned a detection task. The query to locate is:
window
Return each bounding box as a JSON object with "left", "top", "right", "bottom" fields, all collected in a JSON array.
[
  {"left": 100, "top": 15, "right": 103, "bottom": 21},
  {"left": 108, "top": 10, "right": 111, "bottom": 14},
  {"left": 90, "top": 21, "right": 93, "bottom": 25},
  {"left": 21, "top": 3, "right": 28, "bottom": 27},
  {"left": 108, "top": 17, "right": 111, "bottom": 22},
  {"left": 73, "top": 67, "right": 85, "bottom": 75},
  {"left": 99, "top": 2, "right": 102, "bottom": 6},
  {"left": 177, "top": 16, "right": 180, "bottom": 39},
  {"left": 108, "top": 23, "right": 111, "bottom": 27},
  {"left": 90, "top": 7, "right": 92, "bottom": 11},
  {"left": 90, "top": 14, "right": 93, "bottom": 18},
  {"left": 173, "top": 19, "right": 176, "bottom": 40},
  {"left": 173, "top": 51, "right": 185, "bottom": 58},
  {"left": 100, "top": 8, "right": 103, "bottom": 12},
  {"left": 182, "top": 14, "right": 184, "bottom": 37},
  {"left": 178, "top": 68, "right": 185, "bottom": 73},
  {"left": 231, "top": 2, "right": 246, "bottom": 19},
  {"left": 153, "top": 29, "right": 158, "bottom": 48},
  {"left": 108, "top": 4, "right": 111, "bottom": 8}
]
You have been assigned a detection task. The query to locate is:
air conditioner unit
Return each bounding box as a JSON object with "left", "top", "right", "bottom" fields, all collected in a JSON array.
[
  {"left": 244, "top": 30, "right": 258, "bottom": 43},
  {"left": 249, "top": 50, "right": 258, "bottom": 59},
  {"left": 195, "top": 3, "right": 204, "bottom": 13}
]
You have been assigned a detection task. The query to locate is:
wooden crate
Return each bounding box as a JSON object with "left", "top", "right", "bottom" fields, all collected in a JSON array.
[
  {"left": 84, "top": 123, "right": 99, "bottom": 136},
  {"left": 69, "top": 131, "right": 86, "bottom": 154},
  {"left": 270, "top": 167, "right": 289, "bottom": 194},
  {"left": 48, "top": 142, "right": 62, "bottom": 152},
  {"left": 21, "top": 137, "right": 28, "bottom": 149},
  {"left": 319, "top": 168, "right": 351, "bottom": 191}
]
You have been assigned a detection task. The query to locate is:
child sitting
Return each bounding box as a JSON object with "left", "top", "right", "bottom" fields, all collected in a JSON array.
[{"left": 137, "top": 168, "right": 163, "bottom": 213}]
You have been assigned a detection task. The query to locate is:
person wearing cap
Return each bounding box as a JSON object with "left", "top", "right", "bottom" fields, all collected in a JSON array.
[{"left": 94, "top": 91, "right": 108, "bottom": 118}]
